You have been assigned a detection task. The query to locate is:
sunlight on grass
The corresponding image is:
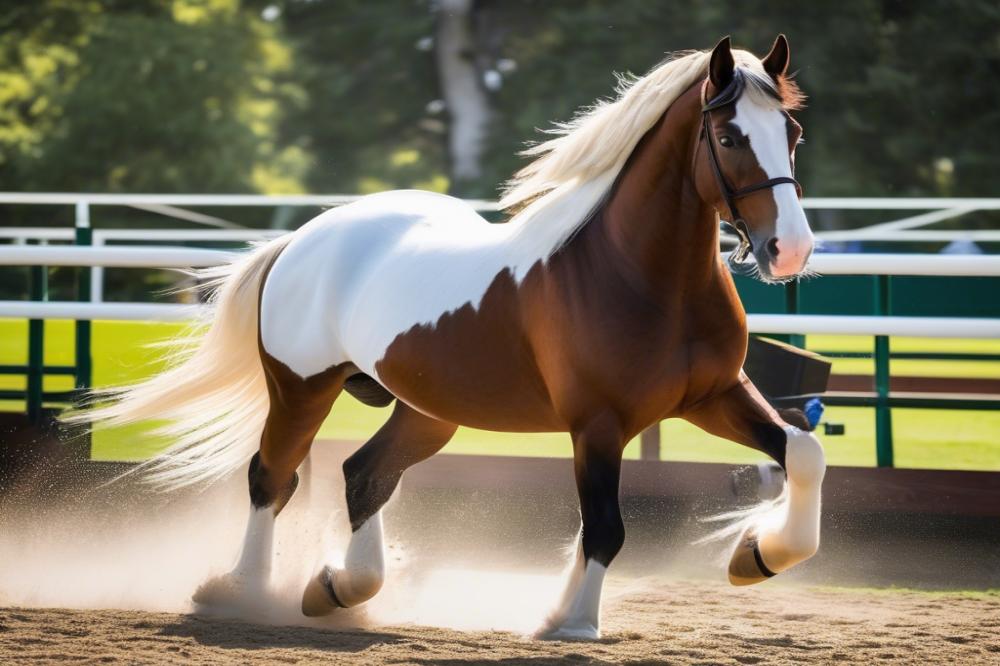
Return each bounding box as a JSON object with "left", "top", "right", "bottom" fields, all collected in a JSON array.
[
  {"left": 0, "top": 320, "right": 997, "bottom": 470},
  {"left": 805, "top": 334, "right": 1000, "bottom": 379}
]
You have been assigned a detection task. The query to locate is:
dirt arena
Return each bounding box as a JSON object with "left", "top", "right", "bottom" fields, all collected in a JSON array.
[
  {"left": 3, "top": 580, "right": 998, "bottom": 664},
  {"left": 1, "top": 447, "right": 998, "bottom": 665}
]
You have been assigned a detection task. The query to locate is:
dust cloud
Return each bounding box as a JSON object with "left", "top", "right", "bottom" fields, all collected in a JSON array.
[{"left": 0, "top": 456, "right": 574, "bottom": 636}]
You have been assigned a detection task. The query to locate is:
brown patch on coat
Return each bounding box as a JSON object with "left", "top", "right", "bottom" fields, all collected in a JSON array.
[{"left": 375, "top": 267, "right": 562, "bottom": 432}]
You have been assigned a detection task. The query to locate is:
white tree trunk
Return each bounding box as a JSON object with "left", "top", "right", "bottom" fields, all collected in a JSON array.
[{"left": 435, "top": 0, "right": 491, "bottom": 187}]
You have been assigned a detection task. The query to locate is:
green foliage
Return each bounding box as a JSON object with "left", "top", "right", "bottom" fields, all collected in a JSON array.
[
  {"left": 0, "top": 0, "right": 998, "bottom": 203},
  {"left": 484, "top": 0, "right": 1000, "bottom": 198},
  {"left": 0, "top": 0, "right": 306, "bottom": 196},
  {"left": 275, "top": 0, "right": 443, "bottom": 194}
]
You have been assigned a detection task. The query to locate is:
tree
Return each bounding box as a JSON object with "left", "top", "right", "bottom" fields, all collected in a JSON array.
[
  {"left": 2, "top": 0, "right": 998, "bottom": 208},
  {"left": 275, "top": 0, "right": 445, "bottom": 195},
  {"left": 0, "top": 0, "right": 307, "bottom": 198}
]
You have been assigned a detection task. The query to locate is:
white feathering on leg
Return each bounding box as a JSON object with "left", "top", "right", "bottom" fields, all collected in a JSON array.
[
  {"left": 757, "top": 427, "right": 825, "bottom": 571},
  {"left": 332, "top": 512, "right": 386, "bottom": 607},
  {"left": 698, "top": 426, "right": 826, "bottom": 574}
]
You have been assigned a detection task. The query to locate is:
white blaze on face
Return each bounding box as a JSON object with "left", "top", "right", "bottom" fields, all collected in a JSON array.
[{"left": 732, "top": 96, "right": 813, "bottom": 276}]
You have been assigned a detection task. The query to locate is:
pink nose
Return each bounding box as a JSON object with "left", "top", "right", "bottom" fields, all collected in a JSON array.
[{"left": 766, "top": 237, "right": 812, "bottom": 277}]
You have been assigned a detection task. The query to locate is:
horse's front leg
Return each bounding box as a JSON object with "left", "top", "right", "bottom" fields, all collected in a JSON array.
[
  {"left": 537, "top": 414, "right": 625, "bottom": 640},
  {"left": 685, "top": 372, "right": 827, "bottom": 585}
]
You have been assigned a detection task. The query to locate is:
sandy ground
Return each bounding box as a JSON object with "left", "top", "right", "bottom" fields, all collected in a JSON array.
[
  {"left": 3, "top": 580, "right": 999, "bottom": 665},
  {"left": 2, "top": 447, "right": 998, "bottom": 664}
]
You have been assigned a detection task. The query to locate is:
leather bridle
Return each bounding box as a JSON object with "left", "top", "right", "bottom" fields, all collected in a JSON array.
[{"left": 700, "top": 69, "right": 802, "bottom": 264}]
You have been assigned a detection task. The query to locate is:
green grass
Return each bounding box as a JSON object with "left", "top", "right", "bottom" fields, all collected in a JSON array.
[
  {"left": 808, "top": 334, "right": 1000, "bottom": 379},
  {"left": 1, "top": 320, "right": 999, "bottom": 471}
]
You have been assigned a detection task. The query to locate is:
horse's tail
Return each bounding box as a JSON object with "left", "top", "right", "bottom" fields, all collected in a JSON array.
[{"left": 66, "top": 234, "right": 294, "bottom": 490}]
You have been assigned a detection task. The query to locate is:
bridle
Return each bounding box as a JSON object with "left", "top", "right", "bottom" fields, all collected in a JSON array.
[{"left": 700, "top": 69, "right": 802, "bottom": 265}]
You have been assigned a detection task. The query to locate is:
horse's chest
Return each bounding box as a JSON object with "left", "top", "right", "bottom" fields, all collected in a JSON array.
[
  {"left": 681, "top": 330, "right": 747, "bottom": 396},
  {"left": 592, "top": 326, "right": 745, "bottom": 419}
]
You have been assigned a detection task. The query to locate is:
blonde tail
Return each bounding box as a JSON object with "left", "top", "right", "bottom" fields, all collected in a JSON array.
[{"left": 66, "top": 234, "right": 294, "bottom": 490}]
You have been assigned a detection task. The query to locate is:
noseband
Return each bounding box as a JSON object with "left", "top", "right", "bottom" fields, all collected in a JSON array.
[{"left": 701, "top": 70, "right": 801, "bottom": 265}]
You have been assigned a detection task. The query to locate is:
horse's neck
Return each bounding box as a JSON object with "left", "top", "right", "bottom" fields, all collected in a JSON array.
[{"left": 598, "top": 84, "right": 724, "bottom": 298}]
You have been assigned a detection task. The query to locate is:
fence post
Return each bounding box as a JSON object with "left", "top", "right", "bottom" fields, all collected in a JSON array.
[
  {"left": 874, "top": 274, "right": 893, "bottom": 467},
  {"left": 74, "top": 201, "right": 92, "bottom": 391},
  {"left": 74, "top": 201, "right": 93, "bottom": 458},
  {"left": 784, "top": 280, "right": 805, "bottom": 349},
  {"left": 639, "top": 423, "right": 661, "bottom": 460},
  {"left": 26, "top": 240, "right": 47, "bottom": 423}
]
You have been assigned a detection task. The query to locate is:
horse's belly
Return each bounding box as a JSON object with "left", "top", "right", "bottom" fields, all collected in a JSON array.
[{"left": 377, "top": 354, "right": 561, "bottom": 432}]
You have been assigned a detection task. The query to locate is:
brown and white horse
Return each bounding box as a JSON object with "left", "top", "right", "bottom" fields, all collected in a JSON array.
[{"left": 81, "top": 36, "right": 824, "bottom": 640}]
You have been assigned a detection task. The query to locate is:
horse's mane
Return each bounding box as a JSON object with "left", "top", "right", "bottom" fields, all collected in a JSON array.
[{"left": 500, "top": 48, "right": 803, "bottom": 256}]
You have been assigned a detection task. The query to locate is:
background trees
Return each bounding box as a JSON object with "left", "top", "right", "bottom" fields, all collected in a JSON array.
[{"left": 1, "top": 0, "right": 997, "bottom": 208}]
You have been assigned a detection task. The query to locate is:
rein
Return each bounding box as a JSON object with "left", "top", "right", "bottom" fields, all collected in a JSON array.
[{"left": 700, "top": 70, "right": 801, "bottom": 266}]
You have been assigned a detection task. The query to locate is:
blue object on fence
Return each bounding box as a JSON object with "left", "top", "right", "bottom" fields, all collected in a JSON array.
[{"left": 804, "top": 398, "right": 824, "bottom": 429}]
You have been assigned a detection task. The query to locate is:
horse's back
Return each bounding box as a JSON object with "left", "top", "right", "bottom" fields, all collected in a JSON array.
[{"left": 259, "top": 190, "right": 505, "bottom": 380}]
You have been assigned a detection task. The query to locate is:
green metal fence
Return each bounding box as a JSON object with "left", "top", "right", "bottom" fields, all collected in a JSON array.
[
  {"left": 0, "top": 204, "right": 93, "bottom": 422},
  {"left": 735, "top": 273, "right": 1000, "bottom": 467}
]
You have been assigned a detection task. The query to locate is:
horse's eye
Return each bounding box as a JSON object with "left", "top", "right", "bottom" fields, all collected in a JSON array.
[{"left": 719, "top": 135, "right": 735, "bottom": 148}]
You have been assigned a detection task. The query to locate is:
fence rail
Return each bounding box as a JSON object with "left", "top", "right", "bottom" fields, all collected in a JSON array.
[
  {"left": 3, "top": 301, "right": 998, "bottom": 341},
  {"left": 3, "top": 244, "right": 1000, "bottom": 275},
  {"left": 4, "top": 191, "right": 1000, "bottom": 209},
  {"left": 7, "top": 227, "right": 1000, "bottom": 244},
  {"left": 0, "top": 191, "right": 502, "bottom": 209},
  {"left": 0, "top": 245, "right": 234, "bottom": 268}
]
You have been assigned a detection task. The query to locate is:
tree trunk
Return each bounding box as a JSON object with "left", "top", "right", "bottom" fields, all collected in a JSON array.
[{"left": 435, "top": 0, "right": 491, "bottom": 193}]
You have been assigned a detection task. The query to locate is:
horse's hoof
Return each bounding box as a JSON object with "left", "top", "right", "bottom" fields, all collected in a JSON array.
[
  {"left": 728, "top": 528, "right": 777, "bottom": 586},
  {"left": 535, "top": 622, "right": 600, "bottom": 641},
  {"left": 301, "top": 566, "right": 344, "bottom": 617}
]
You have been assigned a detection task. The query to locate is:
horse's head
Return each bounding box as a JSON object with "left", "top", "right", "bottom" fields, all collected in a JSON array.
[{"left": 694, "top": 35, "right": 812, "bottom": 282}]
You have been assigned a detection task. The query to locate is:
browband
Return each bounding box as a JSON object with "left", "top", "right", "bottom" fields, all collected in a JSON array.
[{"left": 702, "top": 68, "right": 747, "bottom": 111}]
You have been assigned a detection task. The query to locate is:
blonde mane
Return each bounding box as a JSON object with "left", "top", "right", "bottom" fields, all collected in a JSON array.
[{"left": 500, "top": 48, "right": 781, "bottom": 255}]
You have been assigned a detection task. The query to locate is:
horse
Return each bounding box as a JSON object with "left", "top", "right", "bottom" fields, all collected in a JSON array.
[{"left": 78, "top": 35, "right": 825, "bottom": 640}]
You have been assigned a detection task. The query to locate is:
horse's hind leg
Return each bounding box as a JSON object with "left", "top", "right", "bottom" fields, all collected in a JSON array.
[
  {"left": 685, "top": 372, "right": 826, "bottom": 585},
  {"left": 302, "top": 400, "right": 457, "bottom": 615},
  {"left": 193, "top": 354, "right": 345, "bottom": 605}
]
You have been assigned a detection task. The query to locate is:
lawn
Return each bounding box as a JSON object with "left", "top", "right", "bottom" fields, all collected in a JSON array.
[{"left": 1, "top": 319, "right": 998, "bottom": 471}]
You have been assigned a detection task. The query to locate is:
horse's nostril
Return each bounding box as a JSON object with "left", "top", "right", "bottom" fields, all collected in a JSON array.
[{"left": 767, "top": 237, "right": 780, "bottom": 258}]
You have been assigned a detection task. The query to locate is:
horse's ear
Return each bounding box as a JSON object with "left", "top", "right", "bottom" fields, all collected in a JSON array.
[
  {"left": 762, "top": 34, "right": 790, "bottom": 80},
  {"left": 709, "top": 36, "right": 735, "bottom": 89}
]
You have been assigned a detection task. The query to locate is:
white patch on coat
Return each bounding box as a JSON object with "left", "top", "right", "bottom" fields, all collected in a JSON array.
[
  {"left": 732, "top": 96, "right": 813, "bottom": 259},
  {"left": 330, "top": 512, "right": 386, "bottom": 607}
]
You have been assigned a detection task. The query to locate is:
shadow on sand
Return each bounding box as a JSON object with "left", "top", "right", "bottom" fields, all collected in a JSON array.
[{"left": 158, "top": 614, "right": 407, "bottom": 654}]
